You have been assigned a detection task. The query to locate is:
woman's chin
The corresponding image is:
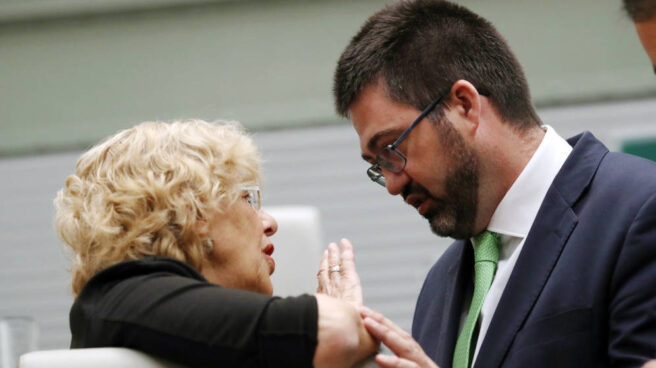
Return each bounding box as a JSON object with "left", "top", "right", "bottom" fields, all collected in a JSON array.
[{"left": 262, "top": 281, "right": 274, "bottom": 296}]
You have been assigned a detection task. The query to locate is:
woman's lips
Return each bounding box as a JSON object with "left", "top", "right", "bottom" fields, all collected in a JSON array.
[{"left": 263, "top": 244, "right": 275, "bottom": 274}]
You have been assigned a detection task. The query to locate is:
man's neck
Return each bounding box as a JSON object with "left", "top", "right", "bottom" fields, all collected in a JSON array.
[{"left": 474, "top": 123, "right": 545, "bottom": 233}]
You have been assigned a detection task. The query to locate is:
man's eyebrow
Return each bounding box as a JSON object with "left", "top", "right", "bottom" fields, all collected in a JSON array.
[
  {"left": 361, "top": 152, "right": 374, "bottom": 162},
  {"left": 365, "top": 128, "right": 405, "bottom": 156}
]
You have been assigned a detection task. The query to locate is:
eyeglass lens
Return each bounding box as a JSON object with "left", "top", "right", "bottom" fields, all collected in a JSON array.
[
  {"left": 367, "top": 165, "right": 386, "bottom": 186},
  {"left": 248, "top": 190, "right": 261, "bottom": 210},
  {"left": 378, "top": 147, "right": 406, "bottom": 173},
  {"left": 242, "top": 187, "right": 261, "bottom": 210}
]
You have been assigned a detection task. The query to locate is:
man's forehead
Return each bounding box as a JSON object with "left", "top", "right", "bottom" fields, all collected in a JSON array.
[{"left": 349, "top": 85, "right": 418, "bottom": 159}]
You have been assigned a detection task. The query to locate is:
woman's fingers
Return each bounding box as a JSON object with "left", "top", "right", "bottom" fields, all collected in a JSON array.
[
  {"left": 317, "top": 249, "right": 330, "bottom": 294},
  {"left": 316, "top": 239, "right": 365, "bottom": 307},
  {"left": 327, "top": 242, "right": 342, "bottom": 292},
  {"left": 339, "top": 238, "right": 363, "bottom": 306},
  {"left": 340, "top": 238, "right": 356, "bottom": 276}
]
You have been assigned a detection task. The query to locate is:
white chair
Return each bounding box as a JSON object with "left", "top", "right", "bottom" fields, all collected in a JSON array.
[
  {"left": 264, "top": 205, "right": 324, "bottom": 297},
  {"left": 19, "top": 347, "right": 183, "bottom": 368}
]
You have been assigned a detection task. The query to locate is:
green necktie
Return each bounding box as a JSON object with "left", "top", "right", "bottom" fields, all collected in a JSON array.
[{"left": 452, "top": 231, "right": 500, "bottom": 368}]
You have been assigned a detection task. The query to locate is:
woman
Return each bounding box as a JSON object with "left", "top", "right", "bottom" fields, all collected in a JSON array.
[{"left": 54, "top": 120, "right": 376, "bottom": 367}]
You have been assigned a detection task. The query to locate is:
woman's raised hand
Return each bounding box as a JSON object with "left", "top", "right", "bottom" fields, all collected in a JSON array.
[{"left": 316, "top": 238, "right": 364, "bottom": 307}]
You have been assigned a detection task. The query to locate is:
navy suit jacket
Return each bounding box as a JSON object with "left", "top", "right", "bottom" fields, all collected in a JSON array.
[{"left": 412, "top": 132, "right": 656, "bottom": 368}]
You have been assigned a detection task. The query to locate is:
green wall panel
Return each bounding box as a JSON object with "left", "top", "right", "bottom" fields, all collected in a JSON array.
[{"left": 622, "top": 139, "right": 656, "bottom": 161}]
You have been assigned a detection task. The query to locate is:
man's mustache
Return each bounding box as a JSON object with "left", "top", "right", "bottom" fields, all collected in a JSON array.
[{"left": 402, "top": 182, "right": 432, "bottom": 201}]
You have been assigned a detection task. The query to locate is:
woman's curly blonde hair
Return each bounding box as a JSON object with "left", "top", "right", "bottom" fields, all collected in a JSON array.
[{"left": 54, "top": 120, "right": 261, "bottom": 296}]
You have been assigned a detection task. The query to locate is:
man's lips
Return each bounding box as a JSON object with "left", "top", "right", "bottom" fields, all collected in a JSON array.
[
  {"left": 405, "top": 193, "right": 435, "bottom": 217},
  {"left": 263, "top": 244, "right": 275, "bottom": 274},
  {"left": 417, "top": 200, "right": 431, "bottom": 216},
  {"left": 405, "top": 194, "right": 427, "bottom": 212}
]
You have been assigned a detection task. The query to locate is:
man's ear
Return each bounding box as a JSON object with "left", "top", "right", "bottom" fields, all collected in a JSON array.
[{"left": 448, "top": 79, "right": 482, "bottom": 134}]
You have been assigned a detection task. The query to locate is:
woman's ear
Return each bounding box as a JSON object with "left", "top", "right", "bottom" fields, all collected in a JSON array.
[
  {"left": 194, "top": 217, "right": 209, "bottom": 238},
  {"left": 193, "top": 215, "right": 213, "bottom": 253}
]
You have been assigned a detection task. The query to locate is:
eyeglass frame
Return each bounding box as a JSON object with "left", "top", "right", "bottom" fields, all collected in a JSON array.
[
  {"left": 366, "top": 94, "right": 444, "bottom": 187},
  {"left": 366, "top": 87, "right": 489, "bottom": 187}
]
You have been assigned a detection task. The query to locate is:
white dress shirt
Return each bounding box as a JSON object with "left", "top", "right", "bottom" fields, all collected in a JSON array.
[{"left": 469, "top": 126, "right": 572, "bottom": 365}]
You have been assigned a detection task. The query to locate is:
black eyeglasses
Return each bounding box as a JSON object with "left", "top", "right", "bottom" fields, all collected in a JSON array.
[{"left": 366, "top": 94, "right": 445, "bottom": 187}]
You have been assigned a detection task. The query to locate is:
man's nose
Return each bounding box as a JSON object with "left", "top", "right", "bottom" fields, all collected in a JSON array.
[{"left": 385, "top": 169, "right": 411, "bottom": 196}]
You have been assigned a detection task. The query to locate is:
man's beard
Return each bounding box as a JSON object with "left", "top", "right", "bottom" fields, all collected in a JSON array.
[{"left": 404, "top": 120, "right": 479, "bottom": 240}]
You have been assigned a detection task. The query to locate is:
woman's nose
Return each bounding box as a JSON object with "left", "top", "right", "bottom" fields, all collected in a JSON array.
[{"left": 259, "top": 210, "right": 278, "bottom": 236}]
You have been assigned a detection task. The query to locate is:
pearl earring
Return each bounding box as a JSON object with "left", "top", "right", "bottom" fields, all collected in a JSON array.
[{"left": 203, "top": 238, "right": 215, "bottom": 253}]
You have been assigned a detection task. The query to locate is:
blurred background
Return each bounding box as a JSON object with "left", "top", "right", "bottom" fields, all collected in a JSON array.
[{"left": 2, "top": 0, "right": 656, "bottom": 351}]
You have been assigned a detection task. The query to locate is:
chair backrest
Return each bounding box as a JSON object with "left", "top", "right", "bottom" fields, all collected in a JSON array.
[
  {"left": 19, "top": 348, "right": 184, "bottom": 368},
  {"left": 264, "top": 205, "right": 324, "bottom": 297}
]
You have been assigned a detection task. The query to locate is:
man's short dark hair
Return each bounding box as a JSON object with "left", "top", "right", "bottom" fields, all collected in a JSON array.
[
  {"left": 333, "top": 0, "right": 540, "bottom": 130},
  {"left": 623, "top": 0, "right": 656, "bottom": 22}
]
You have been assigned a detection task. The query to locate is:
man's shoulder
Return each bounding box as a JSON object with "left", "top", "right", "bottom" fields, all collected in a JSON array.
[
  {"left": 600, "top": 150, "right": 656, "bottom": 180},
  {"left": 567, "top": 132, "right": 656, "bottom": 180},
  {"left": 560, "top": 133, "right": 656, "bottom": 203},
  {"left": 589, "top": 151, "right": 656, "bottom": 204}
]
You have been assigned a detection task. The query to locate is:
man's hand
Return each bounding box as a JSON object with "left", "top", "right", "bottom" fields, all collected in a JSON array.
[
  {"left": 316, "top": 238, "right": 364, "bottom": 307},
  {"left": 643, "top": 360, "right": 656, "bottom": 368},
  {"left": 360, "top": 306, "right": 439, "bottom": 368}
]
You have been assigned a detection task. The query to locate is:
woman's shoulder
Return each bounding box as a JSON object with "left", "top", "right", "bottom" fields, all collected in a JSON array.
[
  {"left": 74, "top": 257, "right": 206, "bottom": 308},
  {"left": 103, "top": 257, "right": 204, "bottom": 280}
]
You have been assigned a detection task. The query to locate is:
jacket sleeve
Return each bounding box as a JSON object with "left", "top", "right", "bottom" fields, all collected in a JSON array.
[{"left": 71, "top": 270, "right": 318, "bottom": 368}]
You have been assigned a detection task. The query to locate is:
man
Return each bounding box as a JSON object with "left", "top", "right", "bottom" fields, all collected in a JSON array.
[
  {"left": 625, "top": 2, "right": 656, "bottom": 368},
  {"left": 334, "top": 1, "right": 656, "bottom": 367},
  {"left": 625, "top": 0, "right": 656, "bottom": 70}
]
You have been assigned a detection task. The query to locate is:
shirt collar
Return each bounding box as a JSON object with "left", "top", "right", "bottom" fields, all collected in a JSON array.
[{"left": 486, "top": 125, "right": 572, "bottom": 238}]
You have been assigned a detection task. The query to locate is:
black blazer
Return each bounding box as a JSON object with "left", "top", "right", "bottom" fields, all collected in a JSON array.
[
  {"left": 413, "top": 132, "right": 656, "bottom": 368},
  {"left": 70, "top": 257, "right": 318, "bottom": 367}
]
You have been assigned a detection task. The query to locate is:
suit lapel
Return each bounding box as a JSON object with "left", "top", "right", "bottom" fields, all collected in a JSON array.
[
  {"left": 474, "top": 189, "right": 577, "bottom": 368},
  {"left": 473, "top": 132, "right": 607, "bottom": 368},
  {"left": 434, "top": 241, "right": 473, "bottom": 367}
]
